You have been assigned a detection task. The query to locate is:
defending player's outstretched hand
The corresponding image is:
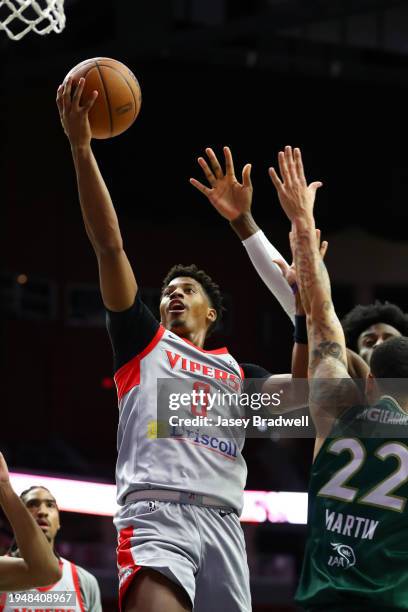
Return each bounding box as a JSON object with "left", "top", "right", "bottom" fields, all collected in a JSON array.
[
  {"left": 190, "top": 146, "right": 253, "bottom": 221},
  {"left": 56, "top": 76, "right": 98, "bottom": 147},
  {"left": 268, "top": 146, "right": 322, "bottom": 222}
]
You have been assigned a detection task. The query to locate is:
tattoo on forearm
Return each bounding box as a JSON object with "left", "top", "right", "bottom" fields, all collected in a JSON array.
[
  {"left": 293, "top": 224, "right": 346, "bottom": 376},
  {"left": 309, "top": 340, "right": 347, "bottom": 373},
  {"left": 294, "top": 231, "right": 328, "bottom": 296},
  {"left": 312, "top": 341, "right": 343, "bottom": 360}
]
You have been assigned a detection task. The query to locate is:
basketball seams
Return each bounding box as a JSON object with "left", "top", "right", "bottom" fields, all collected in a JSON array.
[
  {"left": 66, "top": 60, "right": 97, "bottom": 80},
  {"left": 95, "top": 61, "right": 113, "bottom": 137},
  {"left": 96, "top": 63, "right": 140, "bottom": 121},
  {"left": 65, "top": 57, "right": 141, "bottom": 139}
]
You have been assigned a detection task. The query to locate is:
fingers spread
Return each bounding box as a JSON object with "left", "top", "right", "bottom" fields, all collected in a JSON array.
[
  {"left": 242, "top": 163, "right": 252, "bottom": 189},
  {"left": 72, "top": 77, "right": 85, "bottom": 110},
  {"left": 278, "top": 150, "right": 291, "bottom": 186},
  {"left": 223, "top": 146, "right": 235, "bottom": 177},
  {"left": 309, "top": 181, "right": 323, "bottom": 195},
  {"left": 198, "top": 157, "right": 217, "bottom": 186},
  {"left": 206, "top": 148, "right": 223, "bottom": 179},
  {"left": 62, "top": 77, "right": 72, "bottom": 113},
  {"left": 269, "top": 167, "right": 283, "bottom": 191},
  {"left": 285, "top": 145, "right": 298, "bottom": 184},
  {"left": 294, "top": 148, "right": 307, "bottom": 185},
  {"left": 83, "top": 90, "right": 98, "bottom": 112},
  {"left": 189, "top": 177, "right": 211, "bottom": 197}
]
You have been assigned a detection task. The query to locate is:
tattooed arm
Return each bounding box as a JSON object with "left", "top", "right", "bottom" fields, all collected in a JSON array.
[
  {"left": 269, "top": 146, "right": 361, "bottom": 455},
  {"left": 291, "top": 221, "right": 347, "bottom": 376},
  {"left": 291, "top": 220, "right": 359, "bottom": 454},
  {"left": 268, "top": 146, "right": 348, "bottom": 375}
]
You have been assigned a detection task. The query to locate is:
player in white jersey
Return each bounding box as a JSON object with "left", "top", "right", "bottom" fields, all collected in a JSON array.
[
  {"left": 56, "top": 78, "right": 275, "bottom": 611},
  {"left": 0, "top": 453, "right": 60, "bottom": 592},
  {"left": 1, "top": 486, "right": 102, "bottom": 612}
]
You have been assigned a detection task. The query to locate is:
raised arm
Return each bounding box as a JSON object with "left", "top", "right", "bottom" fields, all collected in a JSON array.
[
  {"left": 56, "top": 77, "right": 137, "bottom": 311},
  {"left": 269, "top": 147, "right": 359, "bottom": 451},
  {"left": 273, "top": 229, "right": 328, "bottom": 378},
  {"left": 0, "top": 454, "right": 61, "bottom": 590},
  {"left": 190, "top": 146, "right": 296, "bottom": 321},
  {"left": 190, "top": 146, "right": 320, "bottom": 379},
  {"left": 269, "top": 147, "right": 347, "bottom": 375}
]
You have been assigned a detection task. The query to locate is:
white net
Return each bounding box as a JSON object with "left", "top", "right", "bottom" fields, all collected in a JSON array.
[{"left": 0, "top": 0, "right": 65, "bottom": 41}]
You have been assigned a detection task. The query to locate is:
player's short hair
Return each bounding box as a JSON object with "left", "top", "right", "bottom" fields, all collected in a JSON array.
[
  {"left": 370, "top": 336, "right": 408, "bottom": 399},
  {"left": 342, "top": 301, "right": 408, "bottom": 351},
  {"left": 20, "top": 485, "right": 54, "bottom": 503},
  {"left": 161, "top": 264, "right": 224, "bottom": 336}
]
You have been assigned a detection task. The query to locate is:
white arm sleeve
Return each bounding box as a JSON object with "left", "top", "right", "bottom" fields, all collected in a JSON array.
[{"left": 243, "top": 230, "right": 296, "bottom": 324}]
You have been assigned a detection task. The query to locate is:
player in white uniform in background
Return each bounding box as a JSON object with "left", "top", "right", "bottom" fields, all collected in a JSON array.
[
  {"left": 0, "top": 453, "right": 60, "bottom": 592},
  {"left": 56, "top": 78, "right": 280, "bottom": 611},
  {"left": 1, "top": 485, "right": 102, "bottom": 612}
]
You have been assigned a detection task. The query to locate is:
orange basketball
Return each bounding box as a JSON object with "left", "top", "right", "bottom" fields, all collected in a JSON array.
[{"left": 64, "top": 57, "right": 142, "bottom": 139}]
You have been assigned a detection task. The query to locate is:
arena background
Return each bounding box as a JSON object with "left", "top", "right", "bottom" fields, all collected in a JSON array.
[{"left": 1, "top": 0, "right": 408, "bottom": 609}]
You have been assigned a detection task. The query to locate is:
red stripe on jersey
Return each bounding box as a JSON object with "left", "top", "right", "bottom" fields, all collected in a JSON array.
[
  {"left": 181, "top": 336, "right": 229, "bottom": 355},
  {"left": 117, "top": 526, "right": 142, "bottom": 612},
  {"left": 114, "top": 325, "right": 165, "bottom": 400},
  {"left": 239, "top": 366, "right": 245, "bottom": 380},
  {"left": 70, "top": 562, "right": 86, "bottom": 612},
  {"left": 118, "top": 526, "right": 135, "bottom": 567}
]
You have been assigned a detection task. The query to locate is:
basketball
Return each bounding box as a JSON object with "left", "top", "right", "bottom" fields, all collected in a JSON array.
[{"left": 64, "top": 57, "right": 142, "bottom": 139}]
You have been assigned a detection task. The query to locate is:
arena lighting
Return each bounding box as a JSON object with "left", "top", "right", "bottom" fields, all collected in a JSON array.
[
  {"left": 9, "top": 472, "right": 308, "bottom": 524},
  {"left": 10, "top": 472, "right": 116, "bottom": 517}
]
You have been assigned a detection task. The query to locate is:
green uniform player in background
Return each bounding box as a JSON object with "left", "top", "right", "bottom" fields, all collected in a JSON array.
[
  {"left": 268, "top": 145, "right": 408, "bottom": 612},
  {"left": 297, "top": 393, "right": 408, "bottom": 611}
]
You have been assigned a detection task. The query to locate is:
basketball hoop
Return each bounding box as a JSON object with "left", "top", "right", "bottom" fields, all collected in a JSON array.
[{"left": 0, "top": 0, "right": 66, "bottom": 41}]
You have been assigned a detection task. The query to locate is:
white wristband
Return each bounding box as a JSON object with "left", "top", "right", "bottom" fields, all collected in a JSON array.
[{"left": 243, "top": 230, "right": 296, "bottom": 324}]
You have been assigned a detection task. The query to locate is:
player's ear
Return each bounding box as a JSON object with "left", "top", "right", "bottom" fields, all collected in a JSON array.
[
  {"left": 365, "top": 371, "right": 377, "bottom": 404},
  {"left": 207, "top": 307, "right": 217, "bottom": 324}
]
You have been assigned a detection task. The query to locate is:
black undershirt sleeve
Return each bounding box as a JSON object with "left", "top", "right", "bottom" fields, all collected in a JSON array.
[
  {"left": 240, "top": 362, "right": 272, "bottom": 399},
  {"left": 240, "top": 363, "right": 271, "bottom": 379},
  {"left": 106, "top": 292, "right": 160, "bottom": 373}
]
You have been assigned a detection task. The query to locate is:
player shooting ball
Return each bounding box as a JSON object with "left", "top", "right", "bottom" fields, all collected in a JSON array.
[{"left": 56, "top": 74, "right": 310, "bottom": 612}]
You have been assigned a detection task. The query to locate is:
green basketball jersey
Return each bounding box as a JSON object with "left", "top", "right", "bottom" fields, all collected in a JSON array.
[{"left": 296, "top": 396, "right": 408, "bottom": 611}]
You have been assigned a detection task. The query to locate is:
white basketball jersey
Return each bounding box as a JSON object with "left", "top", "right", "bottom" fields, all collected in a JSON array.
[
  {"left": 0, "top": 557, "right": 85, "bottom": 612},
  {"left": 114, "top": 325, "right": 248, "bottom": 513}
]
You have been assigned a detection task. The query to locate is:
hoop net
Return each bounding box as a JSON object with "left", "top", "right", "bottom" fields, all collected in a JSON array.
[{"left": 0, "top": 0, "right": 65, "bottom": 41}]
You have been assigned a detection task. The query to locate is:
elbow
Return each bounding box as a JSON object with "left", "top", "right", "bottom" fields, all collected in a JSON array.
[
  {"left": 95, "top": 242, "right": 124, "bottom": 257},
  {"left": 49, "top": 562, "right": 62, "bottom": 583},
  {"left": 35, "top": 561, "right": 62, "bottom": 586}
]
